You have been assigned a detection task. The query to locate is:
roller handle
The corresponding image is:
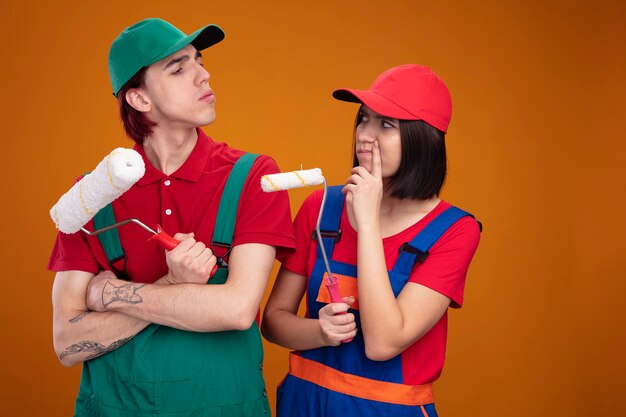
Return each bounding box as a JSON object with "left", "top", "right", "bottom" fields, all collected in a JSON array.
[
  {"left": 325, "top": 276, "right": 354, "bottom": 343},
  {"left": 148, "top": 224, "right": 179, "bottom": 250},
  {"left": 148, "top": 225, "right": 218, "bottom": 276}
]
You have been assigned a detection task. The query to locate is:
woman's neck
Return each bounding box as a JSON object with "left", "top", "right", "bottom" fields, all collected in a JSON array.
[
  {"left": 377, "top": 194, "right": 440, "bottom": 238},
  {"left": 379, "top": 194, "right": 439, "bottom": 217}
]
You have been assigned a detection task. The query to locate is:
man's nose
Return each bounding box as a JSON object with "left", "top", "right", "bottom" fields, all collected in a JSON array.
[{"left": 198, "top": 66, "right": 210, "bottom": 85}]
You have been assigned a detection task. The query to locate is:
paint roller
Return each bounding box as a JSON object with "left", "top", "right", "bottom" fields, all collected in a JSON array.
[
  {"left": 261, "top": 169, "right": 353, "bottom": 343},
  {"left": 50, "top": 148, "right": 215, "bottom": 275}
]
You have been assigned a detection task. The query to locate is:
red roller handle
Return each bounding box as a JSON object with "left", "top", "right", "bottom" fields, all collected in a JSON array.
[
  {"left": 148, "top": 225, "right": 218, "bottom": 276},
  {"left": 148, "top": 224, "right": 179, "bottom": 250},
  {"left": 325, "top": 275, "right": 354, "bottom": 343}
]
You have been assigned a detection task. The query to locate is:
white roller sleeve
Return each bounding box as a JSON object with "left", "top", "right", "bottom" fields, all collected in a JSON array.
[
  {"left": 50, "top": 148, "right": 145, "bottom": 233},
  {"left": 261, "top": 168, "right": 324, "bottom": 192}
]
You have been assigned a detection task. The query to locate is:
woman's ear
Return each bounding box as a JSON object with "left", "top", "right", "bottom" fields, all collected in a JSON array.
[{"left": 125, "top": 88, "right": 151, "bottom": 113}]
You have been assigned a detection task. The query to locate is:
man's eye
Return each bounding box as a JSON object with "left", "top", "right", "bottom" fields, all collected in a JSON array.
[{"left": 173, "top": 67, "right": 183, "bottom": 74}]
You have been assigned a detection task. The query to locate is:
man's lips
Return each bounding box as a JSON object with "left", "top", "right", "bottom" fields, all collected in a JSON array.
[{"left": 199, "top": 91, "right": 215, "bottom": 101}]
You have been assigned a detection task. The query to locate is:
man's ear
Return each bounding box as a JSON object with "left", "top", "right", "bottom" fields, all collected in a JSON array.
[{"left": 125, "top": 88, "right": 151, "bottom": 113}]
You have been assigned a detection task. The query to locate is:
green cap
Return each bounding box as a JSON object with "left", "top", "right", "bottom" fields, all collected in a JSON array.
[{"left": 108, "top": 18, "right": 224, "bottom": 96}]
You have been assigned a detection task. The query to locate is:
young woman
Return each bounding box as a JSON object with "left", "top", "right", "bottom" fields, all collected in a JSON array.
[{"left": 262, "top": 64, "right": 481, "bottom": 417}]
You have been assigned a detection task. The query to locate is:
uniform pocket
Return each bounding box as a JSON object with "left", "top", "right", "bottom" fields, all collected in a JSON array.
[{"left": 113, "top": 325, "right": 204, "bottom": 383}]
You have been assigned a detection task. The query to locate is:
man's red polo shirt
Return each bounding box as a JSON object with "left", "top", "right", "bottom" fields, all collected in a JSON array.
[{"left": 48, "top": 129, "right": 295, "bottom": 283}]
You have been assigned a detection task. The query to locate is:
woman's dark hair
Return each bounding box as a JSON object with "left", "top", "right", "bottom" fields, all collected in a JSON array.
[
  {"left": 117, "top": 67, "right": 157, "bottom": 144},
  {"left": 353, "top": 111, "right": 447, "bottom": 200}
]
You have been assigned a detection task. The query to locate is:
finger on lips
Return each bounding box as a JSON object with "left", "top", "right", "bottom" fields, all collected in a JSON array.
[{"left": 372, "top": 141, "right": 382, "bottom": 176}]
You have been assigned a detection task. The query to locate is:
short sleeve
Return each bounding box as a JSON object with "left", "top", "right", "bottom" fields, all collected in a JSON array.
[
  {"left": 48, "top": 230, "right": 100, "bottom": 274},
  {"left": 232, "top": 155, "right": 296, "bottom": 260},
  {"left": 281, "top": 190, "right": 323, "bottom": 276},
  {"left": 408, "top": 216, "right": 480, "bottom": 308},
  {"left": 48, "top": 174, "right": 101, "bottom": 274}
]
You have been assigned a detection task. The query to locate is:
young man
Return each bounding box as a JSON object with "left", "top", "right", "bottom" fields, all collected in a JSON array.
[{"left": 49, "top": 18, "right": 295, "bottom": 416}]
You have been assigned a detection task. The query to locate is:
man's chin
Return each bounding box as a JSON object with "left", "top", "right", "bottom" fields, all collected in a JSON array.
[{"left": 197, "top": 112, "right": 217, "bottom": 127}]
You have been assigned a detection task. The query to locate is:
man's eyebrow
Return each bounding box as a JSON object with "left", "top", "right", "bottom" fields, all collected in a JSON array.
[
  {"left": 163, "top": 51, "right": 203, "bottom": 70},
  {"left": 163, "top": 54, "right": 190, "bottom": 70}
]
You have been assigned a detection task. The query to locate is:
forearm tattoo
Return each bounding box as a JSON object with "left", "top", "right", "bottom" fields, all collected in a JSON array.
[
  {"left": 60, "top": 337, "right": 131, "bottom": 361},
  {"left": 68, "top": 312, "right": 90, "bottom": 324},
  {"left": 102, "top": 281, "right": 145, "bottom": 308}
]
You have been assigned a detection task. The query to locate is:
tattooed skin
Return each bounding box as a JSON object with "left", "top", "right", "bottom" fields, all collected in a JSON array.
[
  {"left": 85, "top": 337, "right": 131, "bottom": 360},
  {"left": 102, "top": 281, "right": 145, "bottom": 308},
  {"left": 60, "top": 340, "right": 105, "bottom": 360},
  {"left": 60, "top": 337, "right": 131, "bottom": 361},
  {"left": 68, "top": 312, "right": 90, "bottom": 324}
]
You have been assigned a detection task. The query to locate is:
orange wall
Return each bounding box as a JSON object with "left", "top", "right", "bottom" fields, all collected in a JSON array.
[{"left": 1, "top": 0, "right": 624, "bottom": 415}]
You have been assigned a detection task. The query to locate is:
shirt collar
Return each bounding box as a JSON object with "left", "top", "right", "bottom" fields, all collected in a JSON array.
[{"left": 135, "top": 129, "right": 212, "bottom": 186}]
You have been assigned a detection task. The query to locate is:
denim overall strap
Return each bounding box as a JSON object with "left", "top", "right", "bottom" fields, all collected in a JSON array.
[
  {"left": 392, "top": 206, "right": 475, "bottom": 276},
  {"left": 315, "top": 185, "right": 345, "bottom": 260}
]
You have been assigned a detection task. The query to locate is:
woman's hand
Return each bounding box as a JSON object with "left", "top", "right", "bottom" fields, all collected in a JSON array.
[
  {"left": 317, "top": 297, "right": 357, "bottom": 346},
  {"left": 343, "top": 140, "right": 383, "bottom": 230}
]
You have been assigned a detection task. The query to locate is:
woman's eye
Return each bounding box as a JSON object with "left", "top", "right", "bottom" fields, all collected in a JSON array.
[
  {"left": 173, "top": 67, "right": 183, "bottom": 74},
  {"left": 382, "top": 120, "right": 394, "bottom": 128}
]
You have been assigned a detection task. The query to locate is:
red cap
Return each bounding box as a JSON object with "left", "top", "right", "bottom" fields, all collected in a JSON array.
[{"left": 333, "top": 64, "right": 452, "bottom": 133}]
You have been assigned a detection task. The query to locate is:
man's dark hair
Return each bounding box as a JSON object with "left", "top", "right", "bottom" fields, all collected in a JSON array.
[{"left": 117, "top": 67, "right": 157, "bottom": 144}]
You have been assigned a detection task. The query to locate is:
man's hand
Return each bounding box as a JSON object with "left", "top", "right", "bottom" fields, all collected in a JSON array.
[{"left": 164, "top": 233, "right": 217, "bottom": 285}]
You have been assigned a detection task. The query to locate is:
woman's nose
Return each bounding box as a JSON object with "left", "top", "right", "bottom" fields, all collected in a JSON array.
[{"left": 357, "top": 125, "right": 375, "bottom": 143}]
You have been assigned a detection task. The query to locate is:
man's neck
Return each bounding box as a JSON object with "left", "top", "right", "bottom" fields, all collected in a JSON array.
[{"left": 142, "top": 127, "right": 199, "bottom": 175}]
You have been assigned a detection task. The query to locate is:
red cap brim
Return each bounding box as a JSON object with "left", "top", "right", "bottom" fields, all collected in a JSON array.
[{"left": 333, "top": 88, "right": 419, "bottom": 121}]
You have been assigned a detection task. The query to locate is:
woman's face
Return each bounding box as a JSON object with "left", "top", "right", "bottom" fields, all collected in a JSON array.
[{"left": 355, "top": 105, "right": 402, "bottom": 177}]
